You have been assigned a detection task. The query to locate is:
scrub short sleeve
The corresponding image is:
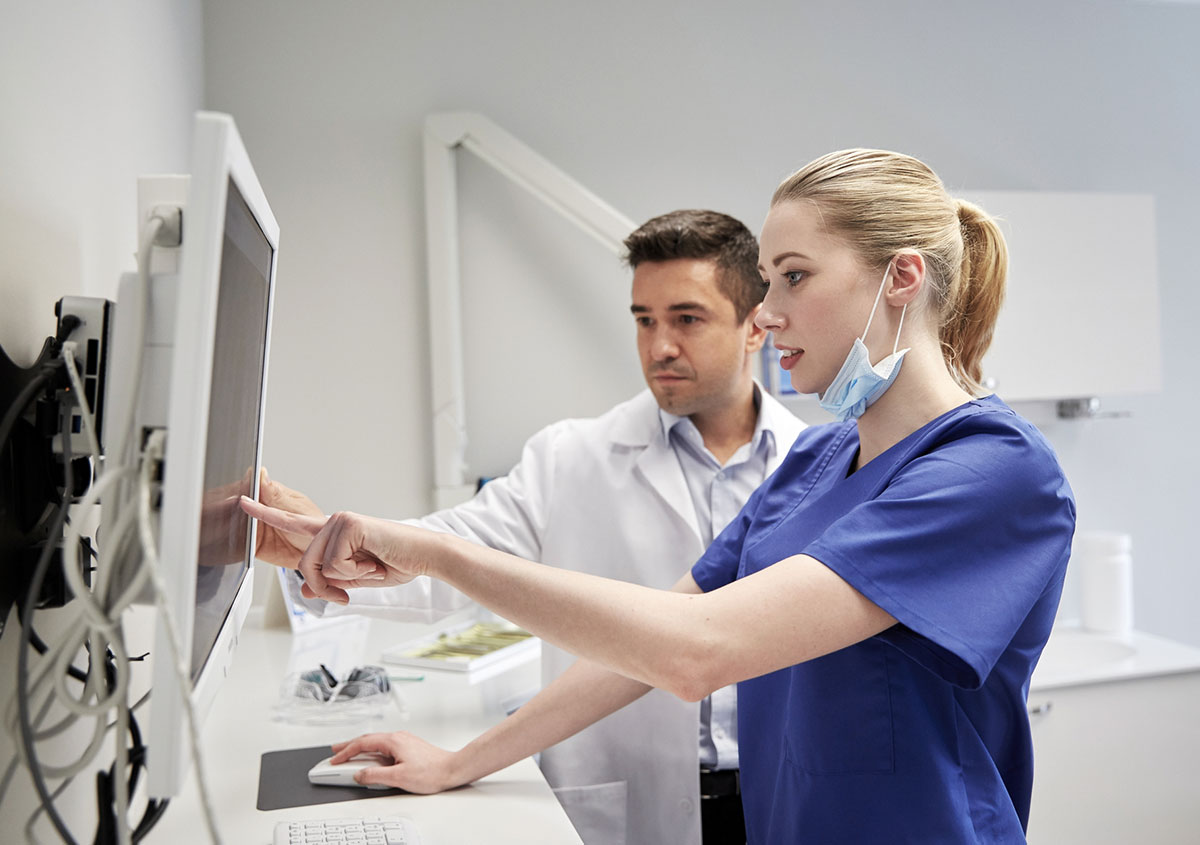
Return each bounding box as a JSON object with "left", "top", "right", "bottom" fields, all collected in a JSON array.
[
  {"left": 692, "top": 479, "right": 769, "bottom": 592},
  {"left": 806, "top": 427, "right": 1075, "bottom": 689}
]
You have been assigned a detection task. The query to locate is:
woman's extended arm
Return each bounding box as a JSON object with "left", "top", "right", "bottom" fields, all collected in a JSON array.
[
  {"left": 423, "top": 538, "right": 897, "bottom": 701},
  {"left": 240, "top": 499, "right": 896, "bottom": 702}
]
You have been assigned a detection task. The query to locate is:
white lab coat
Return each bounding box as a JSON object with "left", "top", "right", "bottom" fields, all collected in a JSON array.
[{"left": 318, "top": 387, "right": 804, "bottom": 845}]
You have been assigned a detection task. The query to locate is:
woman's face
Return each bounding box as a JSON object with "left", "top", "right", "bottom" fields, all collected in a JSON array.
[{"left": 755, "top": 201, "right": 882, "bottom": 396}]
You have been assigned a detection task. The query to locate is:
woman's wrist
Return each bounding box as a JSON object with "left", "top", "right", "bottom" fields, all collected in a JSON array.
[{"left": 444, "top": 741, "right": 492, "bottom": 789}]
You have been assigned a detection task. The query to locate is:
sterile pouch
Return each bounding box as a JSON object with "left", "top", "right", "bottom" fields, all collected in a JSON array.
[{"left": 272, "top": 663, "right": 404, "bottom": 726}]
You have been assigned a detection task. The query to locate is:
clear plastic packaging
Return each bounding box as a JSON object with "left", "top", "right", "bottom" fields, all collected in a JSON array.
[{"left": 272, "top": 664, "right": 404, "bottom": 726}]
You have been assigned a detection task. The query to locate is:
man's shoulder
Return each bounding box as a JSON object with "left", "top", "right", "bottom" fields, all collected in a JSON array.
[{"left": 529, "top": 390, "right": 659, "bottom": 447}]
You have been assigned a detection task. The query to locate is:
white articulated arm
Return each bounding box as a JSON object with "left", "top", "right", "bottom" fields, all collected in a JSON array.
[{"left": 422, "top": 112, "right": 636, "bottom": 509}]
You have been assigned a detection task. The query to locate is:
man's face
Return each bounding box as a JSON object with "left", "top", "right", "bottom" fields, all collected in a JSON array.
[{"left": 631, "top": 258, "right": 764, "bottom": 418}]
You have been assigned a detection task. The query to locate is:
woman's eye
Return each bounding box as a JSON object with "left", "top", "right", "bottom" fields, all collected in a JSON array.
[{"left": 785, "top": 270, "right": 806, "bottom": 286}]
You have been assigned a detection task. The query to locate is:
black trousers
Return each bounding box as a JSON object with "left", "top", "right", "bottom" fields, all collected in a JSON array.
[
  {"left": 701, "top": 794, "right": 746, "bottom": 844},
  {"left": 700, "top": 768, "right": 745, "bottom": 845}
]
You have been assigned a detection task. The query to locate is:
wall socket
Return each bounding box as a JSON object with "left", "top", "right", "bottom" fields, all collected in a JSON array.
[{"left": 138, "top": 174, "right": 190, "bottom": 274}]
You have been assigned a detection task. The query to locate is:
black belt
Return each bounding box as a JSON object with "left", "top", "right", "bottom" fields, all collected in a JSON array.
[{"left": 700, "top": 767, "right": 740, "bottom": 799}]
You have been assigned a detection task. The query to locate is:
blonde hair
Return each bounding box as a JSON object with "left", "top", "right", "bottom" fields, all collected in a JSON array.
[{"left": 771, "top": 149, "right": 1008, "bottom": 395}]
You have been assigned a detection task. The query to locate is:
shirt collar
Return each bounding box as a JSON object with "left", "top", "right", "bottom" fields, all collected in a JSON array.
[{"left": 657, "top": 383, "right": 775, "bottom": 457}]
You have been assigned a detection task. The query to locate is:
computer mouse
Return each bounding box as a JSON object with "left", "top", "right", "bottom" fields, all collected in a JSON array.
[{"left": 307, "top": 752, "right": 393, "bottom": 789}]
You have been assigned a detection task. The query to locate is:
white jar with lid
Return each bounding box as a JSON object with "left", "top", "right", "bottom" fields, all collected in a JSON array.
[{"left": 1074, "top": 531, "right": 1134, "bottom": 639}]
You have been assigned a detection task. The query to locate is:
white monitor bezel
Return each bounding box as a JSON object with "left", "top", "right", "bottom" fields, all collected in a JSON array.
[{"left": 145, "top": 111, "right": 278, "bottom": 799}]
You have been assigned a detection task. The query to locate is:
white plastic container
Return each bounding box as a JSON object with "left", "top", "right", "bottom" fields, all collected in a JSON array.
[{"left": 1074, "top": 531, "right": 1134, "bottom": 639}]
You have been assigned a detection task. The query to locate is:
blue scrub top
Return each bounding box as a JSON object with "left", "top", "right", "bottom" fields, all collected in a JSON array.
[{"left": 692, "top": 395, "right": 1076, "bottom": 844}]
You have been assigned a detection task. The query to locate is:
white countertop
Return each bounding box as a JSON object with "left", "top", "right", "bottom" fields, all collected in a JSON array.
[
  {"left": 133, "top": 608, "right": 1200, "bottom": 843},
  {"left": 146, "top": 612, "right": 582, "bottom": 845},
  {"left": 1030, "top": 625, "right": 1200, "bottom": 691}
]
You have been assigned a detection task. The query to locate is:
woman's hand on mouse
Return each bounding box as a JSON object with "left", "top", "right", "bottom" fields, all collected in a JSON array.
[{"left": 330, "top": 732, "right": 465, "bottom": 793}]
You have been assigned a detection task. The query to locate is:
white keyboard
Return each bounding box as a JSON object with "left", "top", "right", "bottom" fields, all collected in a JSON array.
[{"left": 273, "top": 815, "right": 422, "bottom": 845}]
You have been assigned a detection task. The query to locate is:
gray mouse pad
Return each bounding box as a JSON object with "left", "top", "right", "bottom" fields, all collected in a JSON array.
[{"left": 256, "top": 745, "right": 406, "bottom": 811}]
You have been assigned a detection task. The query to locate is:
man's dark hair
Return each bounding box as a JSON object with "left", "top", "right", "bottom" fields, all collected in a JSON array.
[{"left": 623, "top": 209, "right": 763, "bottom": 322}]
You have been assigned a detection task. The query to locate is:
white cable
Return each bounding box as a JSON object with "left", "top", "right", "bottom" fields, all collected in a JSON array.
[
  {"left": 102, "top": 214, "right": 165, "bottom": 554},
  {"left": 3, "top": 492, "right": 114, "bottom": 782},
  {"left": 61, "top": 468, "right": 132, "bottom": 633},
  {"left": 0, "top": 755, "right": 20, "bottom": 810},
  {"left": 11, "top": 217, "right": 170, "bottom": 843},
  {"left": 112, "top": 215, "right": 163, "bottom": 469},
  {"left": 22, "top": 526, "right": 134, "bottom": 783},
  {"left": 6, "top": 467, "right": 142, "bottom": 835},
  {"left": 5, "top": 690, "right": 154, "bottom": 841},
  {"left": 24, "top": 770, "right": 72, "bottom": 845},
  {"left": 60, "top": 344, "right": 102, "bottom": 466},
  {"left": 137, "top": 429, "right": 223, "bottom": 844},
  {"left": 91, "top": 215, "right": 166, "bottom": 845},
  {"left": 50, "top": 609, "right": 126, "bottom": 719},
  {"left": 4, "top": 412, "right": 129, "bottom": 762},
  {"left": 24, "top": 682, "right": 86, "bottom": 744},
  {"left": 0, "top": 692, "right": 58, "bottom": 813},
  {"left": 104, "top": 509, "right": 153, "bottom": 618},
  {"left": 26, "top": 469, "right": 134, "bottom": 776}
]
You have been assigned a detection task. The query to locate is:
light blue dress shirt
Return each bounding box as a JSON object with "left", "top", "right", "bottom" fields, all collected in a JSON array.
[{"left": 659, "top": 396, "right": 774, "bottom": 772}]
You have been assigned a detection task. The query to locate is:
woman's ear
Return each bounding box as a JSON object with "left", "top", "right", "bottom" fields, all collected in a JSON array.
[{"left": 888, "top": 251, "right": 925, "bottom": 307}]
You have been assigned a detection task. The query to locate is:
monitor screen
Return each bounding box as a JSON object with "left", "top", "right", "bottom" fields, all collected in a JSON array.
[{"left": 188, "top": 178, "right": 271, "bottom": 681}]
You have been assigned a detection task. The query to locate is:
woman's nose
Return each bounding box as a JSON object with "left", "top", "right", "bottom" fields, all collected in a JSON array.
[{"left": 755, "top": 294, "right": 785, "bottom": 332}]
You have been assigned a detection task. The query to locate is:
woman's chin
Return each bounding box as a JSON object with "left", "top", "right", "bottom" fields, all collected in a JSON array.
[{"left": 788, "top": 374, "right": 821, "bottom": 397}]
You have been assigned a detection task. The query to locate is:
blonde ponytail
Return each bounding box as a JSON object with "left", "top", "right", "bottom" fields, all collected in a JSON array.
[{"left": 942, "top": 201, "right": 1007, "bottom": 394}]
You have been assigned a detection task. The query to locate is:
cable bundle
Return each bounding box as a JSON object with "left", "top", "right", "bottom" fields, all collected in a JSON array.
[{"left": 2, "top": 214, "right": 223, "bottom": 844}]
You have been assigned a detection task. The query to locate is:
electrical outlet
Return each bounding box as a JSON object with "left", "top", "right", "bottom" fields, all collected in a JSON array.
[
  {"left": 138, "top": 174, "right": 190, "bottom": 274},
  {"left": 54, "top": 296, "right": 112, "bottom": 456}
]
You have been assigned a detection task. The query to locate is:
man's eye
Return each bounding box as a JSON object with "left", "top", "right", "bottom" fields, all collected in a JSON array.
[{"left": 679, "top": 315, "right": 698, "bottom": 324}]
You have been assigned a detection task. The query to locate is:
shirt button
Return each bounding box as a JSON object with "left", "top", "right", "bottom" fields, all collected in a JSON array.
[{"left": 680, "top": 798, "right": 694, "bottom": 813}]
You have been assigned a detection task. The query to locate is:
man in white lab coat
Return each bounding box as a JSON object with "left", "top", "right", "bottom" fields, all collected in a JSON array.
[{"left": 262, "top": 209, "right": 804, "bottom": 845}]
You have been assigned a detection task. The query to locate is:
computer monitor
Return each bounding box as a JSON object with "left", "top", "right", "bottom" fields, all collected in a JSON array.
[{"left": 131, "top": 111, "right": 278, "bottom": 799}]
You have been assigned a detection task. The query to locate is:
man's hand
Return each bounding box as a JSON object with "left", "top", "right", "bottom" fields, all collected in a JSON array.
[
  {"left": 240, "top": 497, "right": 435, "bottom": 604},
  {"left": 329, "top": 732, "right": 465, "bottom": 794},
  {"left": 252, "top": 469, "right": 325, "bottom": 569},
  {"left": 196, "top": 468, "right": 255, "bottom": 567}
]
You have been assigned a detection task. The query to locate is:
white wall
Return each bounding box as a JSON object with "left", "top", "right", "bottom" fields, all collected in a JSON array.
[
  {"left": 0, "top": 0, "right": 1195, "bottom": 837},
  {"left": 0, "top": 1, "right": 204, "bottom": 837},
  {"left": 201, "top": 0, "right": 1200, "bottom": 647}
]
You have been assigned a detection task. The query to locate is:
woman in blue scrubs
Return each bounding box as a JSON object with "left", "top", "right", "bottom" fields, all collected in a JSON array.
[{"left": 247, "top": 148, "right": 1075, "bottom": 843}]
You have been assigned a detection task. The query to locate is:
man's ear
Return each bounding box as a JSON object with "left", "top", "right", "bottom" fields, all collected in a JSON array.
[
  {"left": 744, "top": 303, "right": 768, "bottom": 353},
  {"left": 888, "top": 251, "right": 926, "bottom": 307}
]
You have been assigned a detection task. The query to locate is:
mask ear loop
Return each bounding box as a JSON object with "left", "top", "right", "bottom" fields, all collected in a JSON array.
[
  {"left": 892, "top": 303, "right": 907, "bottom": 355},
  {"left": 860, "top": 263, "right": 893, "bottom": 340}
]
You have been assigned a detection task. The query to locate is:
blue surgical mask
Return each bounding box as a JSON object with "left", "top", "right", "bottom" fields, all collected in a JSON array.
[{"left": 818, "top": 264, "right": 909, "bottom": 422}]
